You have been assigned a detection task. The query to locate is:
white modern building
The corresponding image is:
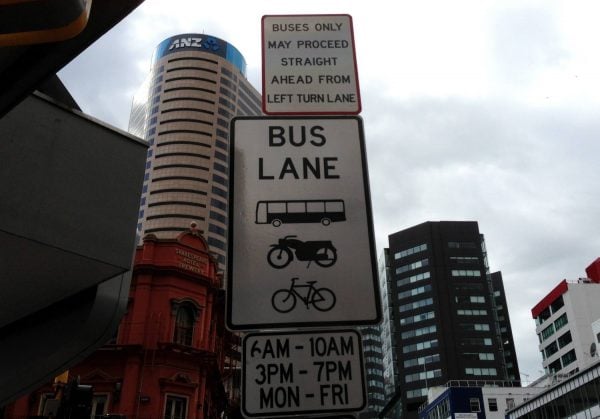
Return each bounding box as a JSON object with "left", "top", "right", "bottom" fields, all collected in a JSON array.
[
  {"left": 531, "top": 258, "right": 600, "bottom": 377},
  {"left": 129, "top": 33, "right": 261, "bottom": 267},
  {"left": 420, "top": 382, "right": 543, "bottom": 419}
]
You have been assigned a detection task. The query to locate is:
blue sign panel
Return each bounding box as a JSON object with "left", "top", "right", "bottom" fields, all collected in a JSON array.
[{"left": 153, "top": 33, "right": 247, "bottom": 76}]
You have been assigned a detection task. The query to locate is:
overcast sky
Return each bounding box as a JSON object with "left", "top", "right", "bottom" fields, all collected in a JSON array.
[{"left": 59, "top": 0, "right": 600, "bottom": 384}]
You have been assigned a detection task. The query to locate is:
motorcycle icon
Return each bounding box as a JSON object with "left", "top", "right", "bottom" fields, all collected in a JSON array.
[{"left": 267, "top": 235, "right": 337, "bottom": 269}]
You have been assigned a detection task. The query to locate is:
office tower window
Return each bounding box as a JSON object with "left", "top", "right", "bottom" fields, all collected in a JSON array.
[
  {"left": 451, "top": 269, "right": 481, "bottom": 277},
  {"left": 396, "top": 259, "right": 429, "bottom": 275},
  {"left": 450, "top": 256, "right": 479, "bottom": 263},
  {"left": 448, "top": 241, "right": 477, "bottom": 249},
  {"left": 401, "top": 325, "right": 437, "bottom": 339},
  {"left": 397, "top": 271, "right": 430, "bottom": 287},
  {"left": 405, "top": 369, "right": 441, "bottom": 383},
  {"left": 465, "top": 367, "right": 497, "bottom": 376},
  {"left": 399, "top": 297, "right": 433, "bottom": 313},
  {"left": 457, "top": 309, "right": 488, "bottom": 316},
  {"left": 394, "top": 243, "right": 427, "bottom": 260},
  {"left": 398, "top": 284, "right": 432, "bottom": 300},
  {"left": 403, "top": 339, "right": 438, "bottom": 354},
  {"left": 459, "top": 323, "right": 490, "bottom": 332},
  {"left": 404, "top": 353, "right": 440, "bottom": 368},
  {"left": 406, "top": 388, "right": 428, "bottom": 399},
  {"left": 400, "top": 311, "right": 435, "bottom": 326}
]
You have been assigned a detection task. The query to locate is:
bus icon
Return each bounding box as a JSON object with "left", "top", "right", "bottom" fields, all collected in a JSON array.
[{"left": 255, "top": 199, "right": 346, "bottom": 227}]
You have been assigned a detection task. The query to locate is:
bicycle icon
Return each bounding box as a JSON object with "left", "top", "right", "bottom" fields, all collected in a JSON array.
[{"left": 271, "top": 277, "right": 336, "bottom": 313}]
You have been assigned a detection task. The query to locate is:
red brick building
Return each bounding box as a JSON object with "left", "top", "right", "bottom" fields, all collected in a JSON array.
[{"left": 6, "top": 228, "right": 237, "bottom": 418}]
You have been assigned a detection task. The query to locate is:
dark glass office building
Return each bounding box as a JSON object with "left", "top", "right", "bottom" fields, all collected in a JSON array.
[{"left": 387, "top": 221, "right": 520, "bottom": 418}]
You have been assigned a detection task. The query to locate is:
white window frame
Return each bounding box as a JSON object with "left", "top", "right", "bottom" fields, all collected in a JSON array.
[{"left": 164, "top": 394, "right": 189, "bottom": 419}]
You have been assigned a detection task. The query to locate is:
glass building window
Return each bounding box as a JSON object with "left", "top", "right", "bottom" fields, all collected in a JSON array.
[
  {"left": 450, "top": 256, "right": 479, "bottom": 264},
  {"left": 405, "top": 369, "right": 441, "bottom": 383},
  {"left": 448, "top": 241, "right": 477, "bottom": 249},
  {"left": 401, "top": 325, "right": 437, "bottom": 339},
  {"left": 398, "top": 284, "right": 431, "bottom": 300},
  {"left": 561, "top": 349, "right": 576, "bottom": 367},
  {"left": 210, "top": 211, "right": 227, "bottom": 224},
  {"left": 394, "top": 243, "right": 427, "bottom": 260},
  {"left": 210, "top": 198, "right": 226, "bottom": 211},
  {"left": 541, "top": 324, "right": 555, "bottom": 341},
  {"left": 548, "top": 358, "right": 562, "bottom": 373},
  {"left": 406, "top": 388, "right": 427, "bottom": 399},
  {"left": 397, "top": 271, "right": 430, "bottom": 287},
  {"left": 544, "top": 341, "right": 558, "bottom": 358},
  {"left": 400, "top": 311, "right": 435, "bottom": 326},
  {"left": 460, "top": 323, "right": 490, "bottom": 332},
  {"left": 404, "top": 353, "right": 440, "bottom": 368},
  {"left": 451, "top": 269, "right": 481, "bottom": 277},
  {"left": 465, "top": 367, "right": 497, "bottom": 376},
  {"left": 463, "top": 352, "right": 494, "bottom": 361},
  {"left": 212, "top": 186, "right": 227, "bottom": 198},
  {"left": 208, "top": 236, "right": 226, "bottom": 250},
  {"left": 457, "top": 309, "right": 488, "bottom": 316},
  {"left": 550, "top": 295, "right": 564, "bottom": 313},
  {"left": 554, "top": 313, "right": 568, "bottom": 331},
  {"left": 213, "top": 162, "right": 227, "bottom": 173},
  {"left": 556, "top": 330, "right": 573, "bottom": 348},
  {"left": 396, "top": 259, "right": 429, "bottom": 275},
  {"left": 212, "top": 174, "right": 227, "bottom": 186},
  {"left": 399, "top": 297, "right": 433, "bottom": 313},
  {"left": 402, "top": 339, "right": 438, "bottom": 354}
]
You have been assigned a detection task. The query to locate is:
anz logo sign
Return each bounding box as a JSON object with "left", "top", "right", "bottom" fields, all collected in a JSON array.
[{"left": 168, "top": 36, "right": 220, "bottom": 52}]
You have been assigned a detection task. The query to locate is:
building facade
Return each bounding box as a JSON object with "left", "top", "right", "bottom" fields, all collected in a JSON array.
[
  {"left": 531, "top": 258, "right": 600, "bottom": 378},
  {"left": 379, "top": 248, "right": 399, "bottom": 399},
  {"left": 360, "top": 324, "right": 386, "bottom": 418},
  {"left": 130, "top": 34, "right": 261, "bottom": 266},
  {"left": 506, "top": 359, "right": 600, "bottom": 418},
  {"left": 5, "top": 229, "right": 234, "bottom": 419},
  {"left": 387, "top": 221, "right": 520, "bottom": 418},
  {"left": 420, "top": 383, "right": 543, "bottom": 419}
]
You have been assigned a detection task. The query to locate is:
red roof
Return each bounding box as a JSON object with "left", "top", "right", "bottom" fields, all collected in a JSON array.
[
  {"left": 531, "top": 279, "right": 568, "bottom": 318},
  {"left": 585, "top": 258, "right": 600, "bottom": 283}
]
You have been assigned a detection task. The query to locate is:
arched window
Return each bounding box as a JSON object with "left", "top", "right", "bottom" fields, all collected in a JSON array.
[
  {"left": 173, "top": 306, "right": 194, "bottom": 346},
  {"left": 170, "top": 298, "right": 201, "bottom": 346}
]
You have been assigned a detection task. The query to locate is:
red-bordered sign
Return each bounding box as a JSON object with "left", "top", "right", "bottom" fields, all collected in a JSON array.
[{"left": 261, "top": 14, "right": 361, "bottom": 115}]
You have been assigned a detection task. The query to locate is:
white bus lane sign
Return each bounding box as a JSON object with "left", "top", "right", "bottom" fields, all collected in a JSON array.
[
  {"left": 262, "top": 14, "right": 361, "bottom": 115},
  {"left": 227, "top": 116, "right": 381, "bottom": 330},
  {"left": 242, "top": 330, "right": 366, "bottom": 417}
]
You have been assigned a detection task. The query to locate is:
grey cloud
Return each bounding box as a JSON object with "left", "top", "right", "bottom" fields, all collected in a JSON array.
[
  {"left": 361, "top": 92, "right": 600, "bottom": 377},
  {"left": 491, "top": 7, "right": 568, "bottom": 85}
]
